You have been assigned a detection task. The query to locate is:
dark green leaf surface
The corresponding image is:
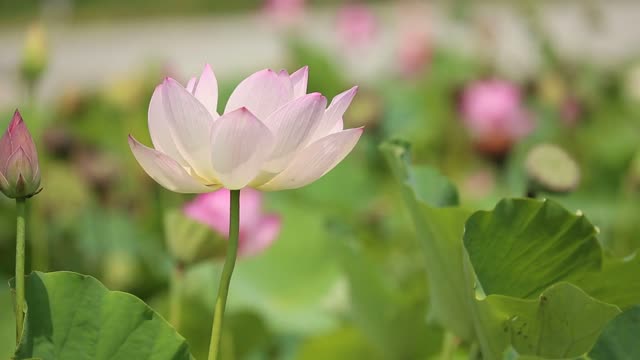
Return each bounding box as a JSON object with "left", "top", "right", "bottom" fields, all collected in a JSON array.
[
  {"left": 14, "top": 271, "right": 193, "bottom": 360},
  {"left": 589, "top": 305, "right": 640, "bottom": 360}
]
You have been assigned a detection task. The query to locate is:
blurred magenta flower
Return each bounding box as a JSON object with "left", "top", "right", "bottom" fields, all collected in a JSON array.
[
  {"left": 184, "top": 189, "right": 281, "bottom": 257},
  {"left": 0, "top": 110, "right": 41, "bottom": 199},
  {"left": 129, "top": 64, "right": 362, "bottom": 192},
  {"left": 264, "top": 0, "right": 305, "bottom": 28},
  {"left": 337, "top": 4, "right": 378, "bottom": 48},
  {"left": 459, "top": 79, "right": 533, "bottom": 155}
]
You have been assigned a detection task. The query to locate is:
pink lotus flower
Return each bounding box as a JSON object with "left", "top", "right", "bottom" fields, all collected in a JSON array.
[
  {"left": 337, "top": 4, "right": 378, "bottom": 48},
  {"left": 397, "top": 30, "right": 431, "bottom": 78},
  {"left": 129, "top": 65, "right": 362, "bottom": 192},
  {"left": 264, "top": 0, "right": 305, "bottom": 28},
  {"left": 0, "top": 110, "right": 41, "bottom": 199},
  {"left": 184, "top": 188, "right": 281, "bottom": 257},
  {"left": 459, "top": 79, "right": 533, "bottom": 155}
]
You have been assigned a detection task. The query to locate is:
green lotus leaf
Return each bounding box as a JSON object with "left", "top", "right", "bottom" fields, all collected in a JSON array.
[{"left": 13, "top": 271, "right": 193, "bottom": 360}]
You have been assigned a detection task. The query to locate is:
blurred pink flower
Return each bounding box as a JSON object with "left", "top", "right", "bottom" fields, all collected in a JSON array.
[
  {"left": 397, "top": 30, "right": 431, "bottom": 78},
  {"left": 459, "top": 79, "right": 533, "bottom": 156},
  {"left": 0, "top": 110, "right": 41, "bottom": 199},
  {"left": 337, "top": 4, "right": 378, "bottom": 48},
  {"left": 184, "top": 188, "right": 281, "bottom": 257},
  {"left": 264, "top": 0, "right": 305, "bottom": 28}
]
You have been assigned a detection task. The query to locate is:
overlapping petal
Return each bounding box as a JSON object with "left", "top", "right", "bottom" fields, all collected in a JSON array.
[
  {"left": 191, "top": 64, "right": 219, "bottom": 117},
  {"left": 290, "top": 66, "right": 309, "bottom": 98},
  {"left": 161, "top": 78, "right": 217, "bottom": 179},
  {"left": 128, "top": 136, "right": 214, "bottom": 193},
  {"left": 310, "top": 86, "right": 358, "bottom": 142},
  {"left": 133, "top": 65, "right": 362, "bottom": 193},
  {"left": 224, "top": 69, "right": 293, "bottom": 119},
  {"left": 258, "top": 127, "right": 363, "bottom": 191},
  {"left": 262, "top": 93, "right": 327, "bottom": 172},
  {"left": 148, "top": 84, "right": 188, "bottom": 166},
  {"left": 210, "top": 108, "right": 275, "bottom": 189}
]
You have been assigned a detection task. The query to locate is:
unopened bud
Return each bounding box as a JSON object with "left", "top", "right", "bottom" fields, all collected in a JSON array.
[
  {"left": 21, "top": 23, "right": 48, "bottom": 86},
  {"left": 0, "top": 110, "right": 41, "bottom": 199}
]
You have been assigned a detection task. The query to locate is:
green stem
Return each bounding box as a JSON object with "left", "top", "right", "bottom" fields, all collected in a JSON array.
[
  {"left": 169, "top": 262, "right": 184, "bottom": 331},
  {"left": 207, "top": 189, "right": 240, "bottom": 360},
  {"left": 440, "top": 332, "right": 457, "bottom": 360},
  {"left": 15, "top": 197, "right": 27, "bottom": 345}
]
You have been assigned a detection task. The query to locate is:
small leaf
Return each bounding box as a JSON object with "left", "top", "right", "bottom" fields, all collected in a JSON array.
[
  {"left": 589, "top": 305, "right": 640, "bottom": 359},
  {"left": 13, "top": 271, "right": 193, "bottom": 359}
]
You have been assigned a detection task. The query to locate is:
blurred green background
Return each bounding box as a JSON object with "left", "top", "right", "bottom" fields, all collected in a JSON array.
[{"left": 1, "top": 0, "right": 640, "bottom": 359}]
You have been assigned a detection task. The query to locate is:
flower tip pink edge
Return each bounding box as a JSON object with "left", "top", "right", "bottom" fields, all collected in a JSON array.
[
  {"left": 127, "top": 134, "right": 138, "bottom": 146},
  {"left": 9, "top": 109, "right": 24, "bottom": 131}
]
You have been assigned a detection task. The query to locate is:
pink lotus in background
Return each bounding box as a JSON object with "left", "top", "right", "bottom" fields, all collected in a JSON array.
[
  {"left": 459, "top": 79, "right": 534, "bottom": 156},
  {"left": 129, "top": 64, "right": 363, "bottom": 193},
  {"left": 264, "top": 0, "right": 306, "bottom": 28},
  {"left": 337, "top": 4, "right": 378, "bottom": 48},
  {"left": 0, "top": 110, "right": 41, "bottom": 199},
  {"left": 397, "top": 30, "right": 431, "bottom": 78},
  {"left": 184, "top": 189, "right": 281, "bottom": 257}
]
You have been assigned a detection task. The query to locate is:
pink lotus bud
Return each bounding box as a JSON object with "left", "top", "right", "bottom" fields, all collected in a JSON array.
[
  {"left": 459, "top": 79, "right": 534, "bottom": 156},
  {"left": 0, "top": 110, "right": 41, "bottom": 199},
  {"left": 184, "top": 188, "right": 281, "bottom": 258}
]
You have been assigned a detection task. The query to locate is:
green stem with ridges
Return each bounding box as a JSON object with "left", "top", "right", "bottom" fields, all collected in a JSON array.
[
  {"left": 207, "top": 189, "right": 240, "bottom": 360},
  {"left": 15, "top": 197, "right": 26, "bottom": 345}
]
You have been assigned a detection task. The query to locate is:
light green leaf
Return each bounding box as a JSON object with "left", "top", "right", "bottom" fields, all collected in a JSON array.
[
  {"left": 337, "top": 236, "right": 443, "bottom": 360},
  {"left": 471, "top": 282, "right": 619, "bottom": 359},
  {"left": 464, "top": 198, "right": 601, "bottom": 299},
  {"left": 381, "top": 140, "right": 474, "bottom": 341},
  {"left": 574, "top": 255, "right": 640, "bottom": 310},
  {"left": 296, "top": 327, "right": 384, "bottom": 360},
  {"left": 463, "top": 198, "right": 621, "bottom": 359},
  {"left": 589, "top": 305, "right": 640, "bottom": 359},
  {"left": 13, "top": 271, "right": 193, "bottom": 360}
]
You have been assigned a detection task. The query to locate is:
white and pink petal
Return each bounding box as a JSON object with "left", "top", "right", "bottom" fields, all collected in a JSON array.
[
  {"left": 128, "top": 136, "right": 214, "bottom": 193},
  {"left": 290, "top": 66, "right": 309, "bottom": 98},
  {"left": 310, "top": 86, "right": 358, "bottom": 142},
  {"left": 258, "top": 127, "right": 363, "bottom": 191},
  {"left": 192, "top": 64, "right": 219, "bottom": 118},
  {"left": 210, "top": 108, "right": 275, "bottom": 190},
  {"left": 224, "top": 69, "right": 293, "bottom": 120},
  {"left": 261, "top": 93, "right": 327, "bottom": 172},
  {"left": 161, "top": 78, "right": 217, "bottom": 179}
]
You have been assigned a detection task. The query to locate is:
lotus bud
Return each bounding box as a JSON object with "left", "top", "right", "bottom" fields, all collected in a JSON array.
[
  {"left": 0, "top": 110, "right": 41, "bottom": 199},
  {"left": 21, "top": 23, "right": 48, "bottom": 87}
]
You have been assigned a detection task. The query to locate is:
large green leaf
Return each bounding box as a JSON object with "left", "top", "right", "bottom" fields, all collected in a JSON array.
[
  {"left": 381, "top": 141, "right": 474, "bottom": 341},
  {"left": 589, "top": 305, "right": 640, "bottom": 359},
  {"left": 464, "top": 198, "right": 602, "bottom": 299},
  {"left": 462, "top": 198, "right": 622, "bottom": 359},
  {"left": 13, "top": 271, "right": 193, "bottom": 360},
  {"left": 469, "top": 281, "right": 619, "bottom": 359}
]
